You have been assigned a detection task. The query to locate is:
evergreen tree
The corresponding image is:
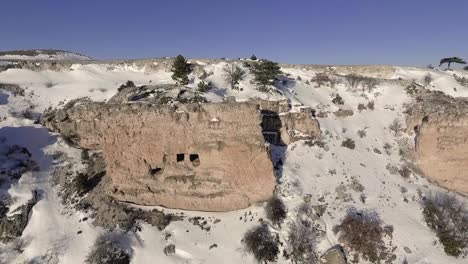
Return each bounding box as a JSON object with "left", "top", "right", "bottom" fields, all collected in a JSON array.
[
  {"left": 171, "top": 55, "right": 191, "bottom": 85},
  {"left": 223, "top": 64, "right": 246, "bottom": 91},
  {"left": 439, "top": 57, "right": 466, "bottom": 70},
  {"left": 464, "top": 65, "right": 468, "bottom": 71},
  {"left": 251, "top": 60, "right": 282, "bottom": 92},
  {"left": 250, "top": 54, "right": 257, "bottom": 60}
]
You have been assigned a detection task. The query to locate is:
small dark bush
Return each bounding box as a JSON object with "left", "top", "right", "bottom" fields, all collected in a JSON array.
[
  {"left": 197, "top": 80, "right": 211, "bottom": 92},
  {"left": 367, "top": 100, "right": 375, "bottom": 110},
  {"left": 422, "top": 192, "right": 468, "bottom": 257},
  {"left": 265, "top": 196, "right": 287, "bottom": 228},
  {"left": 250, "top": 54, "right": 257, "bottom": 60},
  {"left": 242, "top": 224, "right": 279, "bottom": 263},
  {"left": 341, "top": 138, "right": 356, "bottom": 149},
  {"left": 423, "top": 74, "right": 433, "bottom": 87},
  {"left": 333, "top": 208, "right": 393, "bottom": 263},
  {"left": 86, "top": 236, "right": 131, "bottom": 264},
  {"left": 332, "top": 94, "right": 344, "bottom": 105},
  {"left": 118, "top": 80, "right": 135, "bottom": 92}
]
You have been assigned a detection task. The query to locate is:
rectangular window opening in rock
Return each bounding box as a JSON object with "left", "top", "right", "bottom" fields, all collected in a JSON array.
[
  {"left": 176, "top": 153, "right": 185, "bottom": 162},
  {"left": 190, "top": 154, "right": 200, "bottom": 166}
]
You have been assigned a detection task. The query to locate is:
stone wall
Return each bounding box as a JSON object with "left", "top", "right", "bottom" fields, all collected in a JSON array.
[{"left": 44, "top": 101, "right": 276, "bottom": 211}]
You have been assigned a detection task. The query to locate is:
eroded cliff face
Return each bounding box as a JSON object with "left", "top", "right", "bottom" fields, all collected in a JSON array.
[
  {"left": 406, "top": 90, "right": 468, "bottom": 194},
  {"left": 256, "top": 98, "right": 321, "bottom": 145},
  {"left": 44, "top": 101, "right": 276, "bottom": 211}
]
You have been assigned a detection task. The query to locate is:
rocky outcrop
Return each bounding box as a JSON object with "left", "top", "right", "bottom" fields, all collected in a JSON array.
[
  {"left": 256, "top": 99, "right": 321, "bottom": 145},
  {"left": 43, "top": 100, "right": 276, "bottom": 211},
  {"left": 320, "top": 245, "right": 347, "bottom": 264},
  {"left": 406, "top": 90, "right": 468, "bottom": 194},
  {"left": 0, "top": 190, "right": 38, "bottom": 242}
]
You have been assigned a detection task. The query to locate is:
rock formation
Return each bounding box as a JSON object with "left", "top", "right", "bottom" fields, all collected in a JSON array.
[
  {"left": 256, "top": 98, "right": 321, "bottom": 145},
  {"left": 406, "top": 89, "right": 468, "bottom": 194},
  {"left": 43, "top": 100, "right": 276, "bottom": 211}
]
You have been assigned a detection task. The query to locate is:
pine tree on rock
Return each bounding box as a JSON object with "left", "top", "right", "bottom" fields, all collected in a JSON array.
[
  {"left": 439, "top": 57, "right": 466, "bottom": 70},
  {"left": 171, "top": 55, "right": 191, "bottom": 85}
]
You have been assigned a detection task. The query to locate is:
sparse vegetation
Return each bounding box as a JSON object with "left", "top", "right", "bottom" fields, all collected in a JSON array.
[
  {"left": 332, "top": 93, "right": 344, "bottom": 105},
  {"left": 422, "top": 192, "right": 468, "bottom": 257},
  {"left": 242, "top": 224, "right": 279, "bottom": 263},
  {"left": 423, "top": 74, "right": 433, "bottom": 87},
  {"left": 223, "top": 63, "right": 246, "bottom": 91},
  {"left": 389, "top": 119, "right": 404, "bottom": 136},
  {"left": 454, "top": 74, "right": 468, "bottom": 87},
  {"left": 171, "top": 55, "right": 191, "bottom": 85},
  {"left": 333, "top": 208, "right": 394, "bottom": 263},
  {"left": 86, "top": 235, "right": 131, "bottom": 264},
  {"left": 287, "top": 218, "right": 319, "bottom": 263},
  {"left": 341, "top": 138, "right": 356, "bottom": 149},
  {"left": 357, "top": 129, "right": 367, "bottom": 138},
  {"left": 265, "top": 196, "right": 287, "bottom": 228},
  {"left": 311, "top": 72, "right": 335, "bottom": 88},
  {"left": 197, "top": 80, "right": 211, "bottom": 92}
]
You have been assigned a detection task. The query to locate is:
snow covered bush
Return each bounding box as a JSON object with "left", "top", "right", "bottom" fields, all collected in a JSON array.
[
  {"left": 422, "top": 192, "right": 468, "bottom": 257},
  {"left": 311, "top": 72, "right": 334, "bottom": 88},
  {"left": 86, "top": 235, "right": 131, "bottom": 264},
  {"left": 265, "top": 196, "right": 287, "bottom": 228},
  {"left": 333, "top": 207, "right": 394, "bottom": 263},
  {"left": 287, "top": 218, "right": 319, "bottom": 263},
  {"left": 242, "top": 223, "right": 279, "bottom": 263}
]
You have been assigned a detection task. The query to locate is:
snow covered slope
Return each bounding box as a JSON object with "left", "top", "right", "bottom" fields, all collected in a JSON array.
[
  {"left": 0, "top": 49, "right": 92, "bottom": 61},
  {"left": 0, "top": 60, "right": 467, "bottom": 264}
]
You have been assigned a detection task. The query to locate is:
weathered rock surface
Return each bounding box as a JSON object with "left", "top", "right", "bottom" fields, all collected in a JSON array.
[
  {"left": 44, "top": 101, "right": 276, "bottom": 211},
  {"left": 406, "top": 90, "right": 468, "bottom": 194},
  {"left": 320, "top": 245, "right": 347, "bottom": 264},
  {"left": 0, "top": 190, "right": 38, "bottom": 242},
  {"left": 257, "top": 99, "right": 321, "bottom": 145}
]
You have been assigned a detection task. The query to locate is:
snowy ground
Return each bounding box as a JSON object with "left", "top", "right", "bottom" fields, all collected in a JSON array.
[{"left": 0, "top": 61, "right": 467, "bottom": 263}]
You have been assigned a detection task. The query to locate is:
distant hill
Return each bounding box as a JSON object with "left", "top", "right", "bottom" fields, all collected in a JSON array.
[{"left": 0, "top": 49, "right": 92, "bottom": 61}]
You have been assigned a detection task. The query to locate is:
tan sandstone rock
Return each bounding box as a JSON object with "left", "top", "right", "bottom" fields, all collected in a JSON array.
[
  {"left": 406, "top": 90, "right": 468, "bottom": 194},
  {"left": 44, "top": 101, "right": 276, "bottom": 211}
]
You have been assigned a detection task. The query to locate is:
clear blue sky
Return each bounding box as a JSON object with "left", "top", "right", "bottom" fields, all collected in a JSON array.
[{"left": 2, "top": 0, "right": 467, "bottom": 66}]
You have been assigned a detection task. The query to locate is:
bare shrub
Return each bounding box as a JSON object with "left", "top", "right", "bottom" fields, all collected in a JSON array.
[
  {"left": 389, "top": 119, "right": 403, "bottom": 136},
  {"left": 423, "top": 74, "right": 433, "bottom": 87},
  {"left": 362, "top": 78, "right": 380, "bottom": 93},
  {"left": 341, "top": 138, "right": 356, "bottom": 149},
  {"left": 265, "top": 196, "right": 287, "bottom": 228},
  {"left": 357, "top": 129, "right": 367, "bottom": 138},
  {"left": 287, "top": 218, "right": 319, "bottom": 263},
  {"left": 344, "top": 74, "right": 365, "bottom": 89},
  {"left": 223, "top": 63, "right": 246, "bottom": 91},
  {"left": 422, "top": 192, "right": 468, "bottom": 257},
  {"left": 311, "top": 72, "right": 334, "bottom": 88},
  {"left": 242, "top": 224, "right": 279, "bottom": 263},
  {"left": 333, "top": 208, "right": 394, "bottom": 263}
]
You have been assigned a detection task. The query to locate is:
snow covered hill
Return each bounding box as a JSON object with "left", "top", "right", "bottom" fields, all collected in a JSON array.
[
  {"left": 0, "top": 59, "right": 467, "bottom": 264},
  {"left": 0, "top": 49, "right": 92, "bottom": 61}
]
